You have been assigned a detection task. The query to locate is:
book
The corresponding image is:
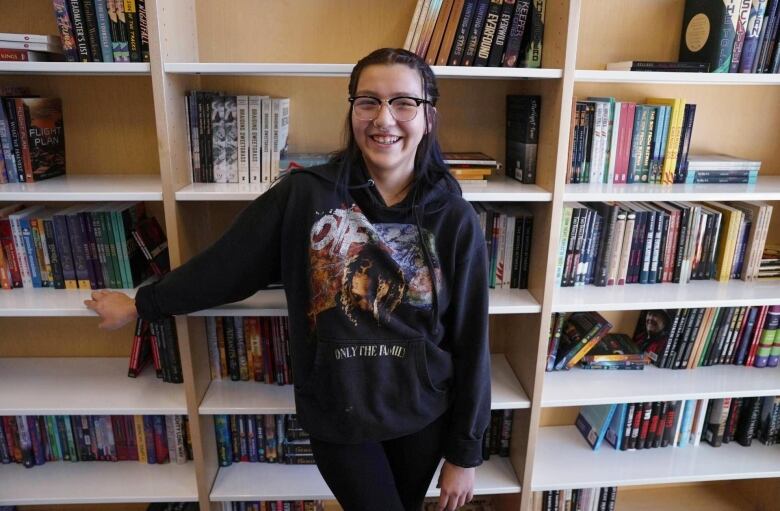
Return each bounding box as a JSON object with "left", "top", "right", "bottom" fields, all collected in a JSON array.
[
  {"left": 679, "top": 0, "right": 742, "bottom": 72},
  {"left": 506, "top": 95, "right": 540, "bottom": 184},
  {"left": 575, "top": 404, "right": 618, "bottom": 450},
  {"left": 606, "top": 61, "right": 710, "bottom": 72}
]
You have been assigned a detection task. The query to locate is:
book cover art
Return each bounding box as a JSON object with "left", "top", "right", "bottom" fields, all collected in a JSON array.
[
  {"left": 679, "top": 0, "right": 740, "bottom": 72},
  {"left": 224, "top": 95, "right": 239, "bottom": 183},
  {"left": 20, "top": 98, "right": 65, "bottom": 181},
  {"left": 131, "top": 216, "right": 170, "bottom": 277},
  {"left": 633, "top": 309, "right": 679, "bottom": 363}
]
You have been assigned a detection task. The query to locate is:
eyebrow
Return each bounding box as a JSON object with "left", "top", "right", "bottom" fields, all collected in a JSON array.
[{"left": 354, "top": 90, "right": 423, "bottom": 97}]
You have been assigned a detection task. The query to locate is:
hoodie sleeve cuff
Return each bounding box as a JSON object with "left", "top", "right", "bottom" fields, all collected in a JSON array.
[
  {"left": 444, "top": 437, "right": 484, "bottom": 468},
  {"left": 134, "top": 283, "right": 165, "bottom": 322}
]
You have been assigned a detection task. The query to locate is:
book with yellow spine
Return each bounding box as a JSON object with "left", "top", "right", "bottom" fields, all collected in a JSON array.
[{"left": 646, "top": 97, "right": 685, "bottom": 184}]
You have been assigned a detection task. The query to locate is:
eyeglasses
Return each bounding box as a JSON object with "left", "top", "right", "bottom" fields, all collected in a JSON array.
[{"left": 349, "top": 95, "right": 432, "bottom": 122}]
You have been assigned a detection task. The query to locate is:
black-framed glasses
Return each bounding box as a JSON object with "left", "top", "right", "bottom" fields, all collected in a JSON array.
[{"left": 349, "top": 95, "right": 431, "bottom": 122}]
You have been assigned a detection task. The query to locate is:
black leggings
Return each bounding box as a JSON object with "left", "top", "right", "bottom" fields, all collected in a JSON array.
[{"left": 310, "top": 413, "right": 449, "bottom": 511}]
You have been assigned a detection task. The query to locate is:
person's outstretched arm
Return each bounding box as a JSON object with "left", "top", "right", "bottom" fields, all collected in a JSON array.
[{"left": 85, "top": 180, "right": 287, "bottom": 329}]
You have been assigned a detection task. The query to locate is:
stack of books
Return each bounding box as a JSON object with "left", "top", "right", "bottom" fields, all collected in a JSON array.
[
  {"left": 404, "top": 0, "right": 546, "bottom": 68},
  {"left": 444, "top": 152, "right": 497, "bottom": 182},
  {"left": 0, "top": 32, "right": 63, "bottom": 62},
  {"left": 685, "top": 154, "right": 762, "bottom": 184},
  {"left": 545, "top": 312, "right": 615, "bottom": 371},
  {"left": 758, "top": 244, "right": 780, "bottom": 280},
  {"left": 128, "top": 317, "right": 183, "bottom": 384},
  {"left": 606, "top": 61, "right": 709, "bottom": 72},
  {"left": 472, "top": 202, "right": 533, "bottom": 289},
  {"left": 482, "top": 409, "right": 514, "bottom": 460},
  {"left": 221, "top": 503, "right": 324, "bottom": 511}
]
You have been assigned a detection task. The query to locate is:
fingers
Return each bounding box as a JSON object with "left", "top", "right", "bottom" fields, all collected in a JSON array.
[{"left": 437, "top": 494, "right": 448, "bottom": 511}]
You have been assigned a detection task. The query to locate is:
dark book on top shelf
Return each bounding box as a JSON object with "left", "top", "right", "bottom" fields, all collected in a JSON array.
[{"left": 679, "top": 0, "right": 741, "bottom": 73}]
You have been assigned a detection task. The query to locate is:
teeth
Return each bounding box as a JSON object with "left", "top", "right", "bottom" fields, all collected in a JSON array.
[{"left": 372, "top": 135, "right": 399, "bottom": 145}]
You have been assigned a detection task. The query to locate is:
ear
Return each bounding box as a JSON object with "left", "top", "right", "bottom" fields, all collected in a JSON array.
[{"left": 426, "top": 106, "right": 437, "bottom": 134}]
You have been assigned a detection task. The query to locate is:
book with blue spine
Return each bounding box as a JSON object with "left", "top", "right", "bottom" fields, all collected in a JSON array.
[{"left": 575, "top": 404, "right": 618, "bottom": 450}]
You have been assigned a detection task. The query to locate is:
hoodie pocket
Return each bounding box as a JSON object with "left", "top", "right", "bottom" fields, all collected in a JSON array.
[{"left": 296, "top": 336, "right": 452, "bottom": 426}]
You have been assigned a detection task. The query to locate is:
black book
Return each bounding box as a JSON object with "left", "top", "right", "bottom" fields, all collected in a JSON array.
[
  {"left": 474, "top": 0, "right": 503, "bottom": 66},
  {"left": 79, "top": 0, "right": 103, "bottom": 61},
  {"left": 223, "top": 317, "right": 240, "bottom": 381},
  {"left": 487, "top": 0, "right": 515, "bottom": 66},
  {"left": 462, "top": 0, "right": 491, "bottom": 66},
  {"left": 506, "top": 94, "right": 541, "bottom": 183},
  {"left": 736, "top": 396, "right": 762, "bottom": 446},
  {"left": 502, "top": 0, "right": 530, "bottom": 66},
  {"left": 677, "top": 307, "right": 705, "bottom": 369},
  {"left": 675, "top": 104, "right": 697, "bottom": 183},
  {"left": 124, "top": 0, "right": 142, "bottom": 62},
  {"left": 137, "top": 0, "right": 151, "bottom": 62},
  {"left": 449, "top": 0, "right": 479, "bottom": 65},
  {"left": 67, "top": 0, "right": 92, "bottom": 62}
]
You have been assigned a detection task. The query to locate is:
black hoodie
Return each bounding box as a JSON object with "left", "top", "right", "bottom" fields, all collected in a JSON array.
[{"left": 135, "top": 162, "right": 491, "bottom": 467}]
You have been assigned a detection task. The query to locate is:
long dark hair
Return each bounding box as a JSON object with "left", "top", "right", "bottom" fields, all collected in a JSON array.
[{"left": 330, "top": 48, "right": 460, "bottom": 199}]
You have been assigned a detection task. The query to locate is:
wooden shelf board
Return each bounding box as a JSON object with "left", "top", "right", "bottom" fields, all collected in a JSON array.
[
  {"left": 541, "top": 365, "right": 780, "bottom": 407},
  {"left": 0, "top": 358, "right": 187, "bottom": 415},
  {"left": 0, "top": 175, "right": 163, "bottom": 201},
  {"left": 552, "top": 280, "right": 780, "bottom": 312},
  {"left": 188, "top": 288, "right": 541, "bottom": 316},
  {"left": 563, "top": 176, "right": 780, "bottom": 202},
  {"left": 0, "top": 62, "right": 151, "bottom": 75},
  {"left": 210, "top": 456, "right": 520, "bottom": 501},
  {"left": 575, "top": 70, "right": 780, "bottom": 85},
  {"left": 199, "top": 354, "right": 530, "bottom": 414},
  {"left": 532, "top": 426, "right": 780, "bottom": 491},
  {"left": 614, "top": 483, "right": 753, "bottom": 511},
  {"left": 0, "top": 462, "right": 197, "bottom": 505},
  {"left": 175, "top": 176, "right": 552, "bottom": 202},
  {"left": 164, "top": 62, "right": 562, "bottom": 80},
  {"left": 0, "top": 281, "right": 151, "bottom": 317}
]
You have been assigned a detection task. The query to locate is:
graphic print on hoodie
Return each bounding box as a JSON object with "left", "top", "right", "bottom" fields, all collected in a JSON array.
[{"left": 308, "top": 203, "right": 442, "bottom": 328}]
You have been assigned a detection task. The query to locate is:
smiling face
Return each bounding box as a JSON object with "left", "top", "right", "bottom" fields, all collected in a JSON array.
[{"left": 351, "top": 64, "right": 430, "bottom": 182}]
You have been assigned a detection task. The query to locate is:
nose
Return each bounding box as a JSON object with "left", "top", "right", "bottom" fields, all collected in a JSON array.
[{"left": 373, "top": 101, "right": 396, "bottom": 127}]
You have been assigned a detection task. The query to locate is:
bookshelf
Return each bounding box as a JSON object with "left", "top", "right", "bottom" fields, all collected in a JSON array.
[{"left": 1, "top": 0, "right": 778, "bottom": 510}]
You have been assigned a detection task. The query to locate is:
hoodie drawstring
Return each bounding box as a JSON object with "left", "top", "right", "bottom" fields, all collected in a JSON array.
[{"left": 412, "top": 185, "right": 440, "bottom": 336}]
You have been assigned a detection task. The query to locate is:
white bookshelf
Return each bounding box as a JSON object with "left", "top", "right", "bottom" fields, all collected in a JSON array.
[
  {"left": 553, "top": 280, "right": 780, "bottom": 313},
  {"left": 0, "top": 62, "right": 152, "bottom": 75},
  {"left": 188, "top": 288, "right": 541, "bottom": 316},
  {"left": 210, "top": 456, "right": 520, "bottom": 501},
  {"left": 164, "top": 62, "right": 562, "bottom": 80},
  {"left": 0, "top": 358, "right": 187, "bottom": 415},
  {"left": 532, "top": 426, "right": 780, "bottom": 491},
  {"left": 0, "top": 282, "right": 150, "bottom": 317},
  {"left": 563, "top": 176, "right": 780, "bottom": 202},
  {"left": 199, "top": 354, "right": 530, "bottom": 414},
  {"left": 0, "top": 174, "right": 163, "bottom": 201},
  {"left": 0, "top": 462, "right": 197, "bottom": 505},
  {"left": 174, "top": 176, "right": 552, "bottom": 202},
  {"left": 574, "top": 70, "right": 780, "bottom": 86},
  {"left": 541, "top": 365, "right": 780, "bottom": 407}
]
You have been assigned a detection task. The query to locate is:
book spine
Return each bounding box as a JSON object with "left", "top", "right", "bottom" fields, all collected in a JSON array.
[
  {"left": 113, "top": 0, "right": 131, "bottom": 62},
  {"left": 740, "top": 0, "right": 769, "bottom": 72},
  {"left": 248, "top": 96, "right": 261, "bottom": 184},
  {"left": 730, "top": 0, "right": 754, "bottom": 71},
  {"left": 123, "top": 0, "right": 141, "bottom": 62},
  {"left": 487, "top": 0, "right": 515, "bottom": 67},
  {"left": 474, "top": 0, "right": 502, "bottom": 66},
  {"left": 237, "top": 95, "right": 250, "bottom": 184},
  {"left": 449, "top": 0, "right": 478, "bottom": 65},
  {"left": 462, "top": 0, "right": 491, "bottom": 66},
  {"left": 14, "top": 100, "right": 34, "bottom": 182},
  {"left": 519, "top": 0, "right": 545, "bottom": 67},
  {"left": 42, "top": 218, "right": 65, "bottom": 289},
  {"left": 79, "top": 0, "right": 103, "bottom": 61},
  {"left": 502, "top": 0, "right": 530, "bottom": 66},
  {"left": 137, "top": 0, "right": 150, "bottom": 61},
  {"left": 93, "top": 0, "right": 114, "bottom": 62},
  {"left": 51, "top": 0, "right": 81, "bottom": 62}
]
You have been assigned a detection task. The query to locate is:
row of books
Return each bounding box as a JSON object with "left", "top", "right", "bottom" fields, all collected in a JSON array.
[
  {"left": 473, "top": 202, "right": 533, "bottom": 289},
  {"left": 50, "top": 0, "right": 150, "bottom": 63},
  {"left": 566, "top": 97, "right": 700, "bottom": 185},
  {"left": 423, "top": 499, "right": 495, "bottom": 511},
  {"left": 482, "top": 409, "right": 514, "bottom": 459},
  {"left": 404, "top": 0, "right": 546, "bottom": 68},
  {"left": 0, "top": 415, "right": 192, "bottom": 468},
  {"left": 679, "top": 0, "right": 780, "bottom": 74},
  {"left": 214, "top": 414, "right": 311, "bottom": 466},
  {"left": 533, "top": 487, "right": 617, "bottom": 511},
  {"left": 577, "top": 395, "right": 780, "bottom": 452},
  {"left": 546, "top": 312, "right": 628, "bottom": 372},
  {"left": 0, "top": 32, "right": 65, "bottom": 62},
  {"left": 556, "top": 200, "right": 774, "bottom": 288},
  {"left": 0, "top": 202, "right": 168, "bottom": 290},
  {"left": 0, "top": 88, "right": 66, "bottom": 183},
  {"left": 636, "top": 306, "right": 780, "bottom": 370},
  {"left": 128, "top": 317, "right": 183, "bottom": 383},
  {"left": 185, "top": 92, "right": 290, "bottom": 184},
  {"left": 220, "top": 503, "right": 324, "bottom": 511},
  {"left": 205, "top": 317, "right": 292, "bottom": 385}
]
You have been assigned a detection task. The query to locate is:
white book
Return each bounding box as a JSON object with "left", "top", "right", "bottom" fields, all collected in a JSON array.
[
  {"left": 237, "top": 95, "right": 249, "bottom": 184},
  {"left": 0, "top": 40, "right": 62, "bottom": 53},
  {"left": 0, "top": 32, "right": 62, "bottom": 45},
  {"left": 261, "top": 96, "right": 272, "bottom": 183},
  {"left": 691, "top": 398, "right": 709, "bottom": 446},
  {"left": 174, "top": 415, "right": 188, "bottom": 464},
  {"left": 211, "top": 95, "right": 227, "bottom": 183},
  {"left": 606, "top": 102, "right": 621, "bottom": 184},
  {"left": 164, "top": 415, "right": 178, "bottom": 464},
  {"left": 272, "top": 97, "right": 290, "bottom": 182},
  {"left": 502, "top": 214, "right": 516, "bottom": 289},
  {"left": 248, "top": 95, "right": 261, "bottom": 184}
]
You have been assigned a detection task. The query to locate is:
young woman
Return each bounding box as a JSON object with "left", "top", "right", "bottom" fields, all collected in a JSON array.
[{"left": 86, "top": 48, "right": 490, "bottom": 511}]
